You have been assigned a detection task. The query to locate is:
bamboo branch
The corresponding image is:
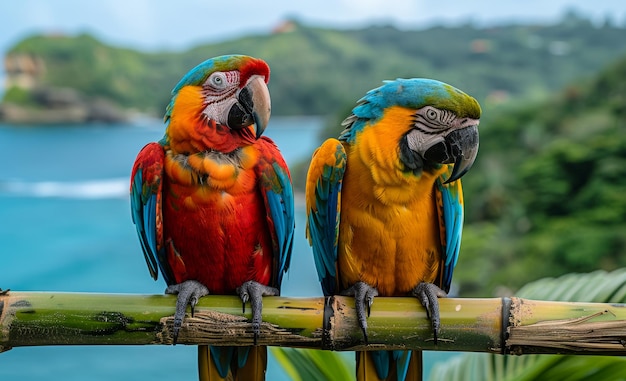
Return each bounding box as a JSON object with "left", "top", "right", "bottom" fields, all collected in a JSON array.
[{"left": 2, "top": 291, "right": 626, "bottom": 356}]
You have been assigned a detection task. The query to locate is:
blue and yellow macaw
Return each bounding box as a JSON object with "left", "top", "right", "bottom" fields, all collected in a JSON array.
[
  {"left": 131, "top": 55, "right": 294, "bottom": 380},
  {"left": 306, "top": 78, "right": 480, "bottom": 380}
]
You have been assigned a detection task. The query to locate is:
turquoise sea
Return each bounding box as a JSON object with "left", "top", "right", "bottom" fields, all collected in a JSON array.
[{"left": 0, "top": 117, "right": 455, "bottom": 380}]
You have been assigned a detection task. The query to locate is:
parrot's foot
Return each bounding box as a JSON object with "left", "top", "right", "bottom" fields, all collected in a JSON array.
[
  {"left": 0, "top": 288, "right": 9, "bottom": 295},
  {"left": 340, "top": 281, "right": 379, "bottom": 344},
  {"left": 411, "top": 282, "right": 447, "bottom": 344},
  {"left": 236, "top": 280, "right": 279, "bottom": 345},
  {"left": 165, "top": 280, "right": 209, "bottom": 345}
]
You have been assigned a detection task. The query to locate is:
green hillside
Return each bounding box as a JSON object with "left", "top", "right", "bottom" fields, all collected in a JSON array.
[
  {"left": 3, "top": 12, "right": 626, "bottom": 118},
  {"left": 455, "top": 55, "right": 626, "bottom": 296},
  {"left": 303, "top": 48, "right": 626, "bottom": 298}
]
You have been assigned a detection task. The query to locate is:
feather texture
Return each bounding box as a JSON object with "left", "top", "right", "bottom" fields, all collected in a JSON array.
[
  {"left": 306, "top": 78, "right": 479, "bottom": 380},
  {"left": 131, "top": 55, "right": 293, "bottom": 380}
]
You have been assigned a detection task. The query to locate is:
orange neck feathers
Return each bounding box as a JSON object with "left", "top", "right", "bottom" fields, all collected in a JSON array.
[{"left": 166, "top": 86, "right": 252, "bottom": 153}]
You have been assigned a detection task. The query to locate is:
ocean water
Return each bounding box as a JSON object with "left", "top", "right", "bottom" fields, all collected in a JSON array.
[{"left": 0, "top": 118, "right": 454, "bottom": 380}]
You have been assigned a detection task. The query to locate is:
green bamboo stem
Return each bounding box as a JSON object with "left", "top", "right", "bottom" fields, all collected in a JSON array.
[
  {"left": 326, "top": 296, "right": 504, "bottom": 352},
  {"left": 2, "top": 291, "right": 626, "bottom": 356},
  {"left": 506, "top": 298, "right": 626, "bottom": 355}
]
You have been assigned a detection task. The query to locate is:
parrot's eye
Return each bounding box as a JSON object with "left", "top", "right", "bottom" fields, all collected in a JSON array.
[
  {"left": 208, "top": 72, "right": 228, "bottom": 89},
  {"left": 415, "top": 106, "right": 457, "bottom": 132},
  {"left": 426, "top": 108, "right": 438, "bottom": 121}
]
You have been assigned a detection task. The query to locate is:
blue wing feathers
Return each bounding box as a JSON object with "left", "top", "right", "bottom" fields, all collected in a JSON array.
[
  {"left": 369, "top": 350, "right": 412, "bottom": 381},
  {"left": 370, "top": 351, "right": 391, "bottom": 380},
  {"left": 306, "top": 142, "right": 346, "bottom": 296},
  {"left": 437, "top": 179, "right": 464, "bottom": 293},
  {"left": 394, "top": 350, "right": 412, "bottom": 381},
  {"left": 308, "top": 217, "right": 325, "bottom": 274},
  {"left": 308, "top": 208, "right": 337, "bottom": 293},
  {"left": 208, "top": 345, "right": 251, "bottom": 378},
  {"left": 130, "top": 143, "right": 173, "bottom": 284},
  {"left": 145, "top": 195, "right": 158, "bottom": 258},
  {"left": 130, "top": 168, "right": 160, "bottom": 281},
  {"left": 266, "top": 189, "right": 290, "bottom": 282},
  {"left": 210, "top": 346, "right": 235, "bottom": 378},
  {"left": 321, "top": 184, "right": 340, "bottom": 274},
  {"left": 276, "top": 165, "right": 295, "bottom": 284},
  {"left": 261, "top": 161, "right": 295, "bottom": 288},
  {"left": 237, "top": 347, "right": 251, "bottom": 368}
]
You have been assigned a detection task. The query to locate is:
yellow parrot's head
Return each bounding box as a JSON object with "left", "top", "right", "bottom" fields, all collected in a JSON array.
[{"left": 340, "top": 78, "right": 481, "bottom": 183}]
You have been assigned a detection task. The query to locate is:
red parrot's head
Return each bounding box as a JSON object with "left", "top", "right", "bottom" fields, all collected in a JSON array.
[{"left": 163, "top": 55, "right": 271, "bottom": 153}]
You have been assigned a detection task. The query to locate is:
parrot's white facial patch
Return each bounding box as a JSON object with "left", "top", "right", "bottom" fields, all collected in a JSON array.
[
  {"left": 201, "top": 98, "right": 237, "bottom": 126},
  {"left": 406, "top": 129, "right": 445, "bottom": 154},
  {"left": 414, "top": 106, "right": 457, "bottom": 132},
  {"left": 204, "top": 71, "right": 240, "bottom": 92},
  {"left": 414, "top": 105, "right": 480, "bottom": 132},
  {"left": 200, "top": 70, "right": 241, "bottom": 125},
  {"left": 407, "top": 106, "right": 454, "bottom": 154},
  {"left": 408, "top": 105, "right": 478, "bottom": 154}
]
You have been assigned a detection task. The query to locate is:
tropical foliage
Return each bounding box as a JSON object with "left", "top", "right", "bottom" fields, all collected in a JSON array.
[
  {"left": 303, "top": 52, "right": 626, "bottom": 298},
  {"left": 271, "top": 348, "right": 354, "bottom": 381},
  {"left": 456, "top": 55, "right": 626, "bottom": 296},
  {"left": 428, "top": 269, "right": 626, "bottom": 381}
]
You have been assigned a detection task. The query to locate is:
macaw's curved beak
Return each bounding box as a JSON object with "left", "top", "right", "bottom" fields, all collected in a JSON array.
[
  {"left": 423, "top": 124, "right": 479, "bottom": 184},
  {"left": 444, "top": 124, "right": 479, "bottom": 183},
  {"left": 227, "top": 76, "right": 271, "bottom": 139}
]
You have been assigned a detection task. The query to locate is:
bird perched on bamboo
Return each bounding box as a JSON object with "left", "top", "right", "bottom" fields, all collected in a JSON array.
[
  {"left": 130, "top": 55, "right": 294, "bottom": 381},
  {"left": 306, "top": 78, "right": 480, "bottom": 380}
]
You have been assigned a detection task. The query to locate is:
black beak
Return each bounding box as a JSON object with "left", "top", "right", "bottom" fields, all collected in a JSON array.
[
  {"left": 423, "top": 125, "right": 479, "bottom": 184},
  {"left": 444, "top": 125, "right": 479, "bottom": 183},
  {"left": 227, "top": 76, "right": 271, "bottom": 139}
]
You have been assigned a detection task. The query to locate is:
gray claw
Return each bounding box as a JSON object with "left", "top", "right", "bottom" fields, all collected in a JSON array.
[
  {"left": 341, "top": 281, "right": 378, "bottom": 344},
  {"left": 411, "top": 282, "right": 447, "bottom": 344},
  {"left": 165, "top": 280, "right": 209, "bottom": 345},
  {"left": 236, "top": 280, "right": 278, "bottom": 345}
]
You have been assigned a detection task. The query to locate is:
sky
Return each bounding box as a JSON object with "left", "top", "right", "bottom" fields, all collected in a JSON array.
[
  {"left": 1, "top": 0, "right": 624, "bottom": 78},
  {"left": 2, "top": 0, "right": 625, "bottom": 52}
]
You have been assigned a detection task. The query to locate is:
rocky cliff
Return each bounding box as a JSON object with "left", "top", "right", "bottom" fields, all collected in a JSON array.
[{"left": 1, "top": 53, "right": 128, "bottom": 124}]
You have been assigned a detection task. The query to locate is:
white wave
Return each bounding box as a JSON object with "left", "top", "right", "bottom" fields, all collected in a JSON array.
[{"left": 0, "top": 178, "right": 129, "bottom": 199}]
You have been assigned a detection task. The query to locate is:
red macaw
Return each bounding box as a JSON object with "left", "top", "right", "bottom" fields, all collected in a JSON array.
[
  {"left": 130, "top": 55, "right": 294, "bottom": 381},
  {"left": 306, "top": 78, "right": 480, "bottom": 380}
]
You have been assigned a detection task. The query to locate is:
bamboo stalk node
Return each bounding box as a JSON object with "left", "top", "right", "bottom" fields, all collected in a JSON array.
[
  {"left": 507, "top": 299, "right": 626, "bottom": 355},
  {"left": 4, "top": 292, "right": 626, "bottom": 356}
]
